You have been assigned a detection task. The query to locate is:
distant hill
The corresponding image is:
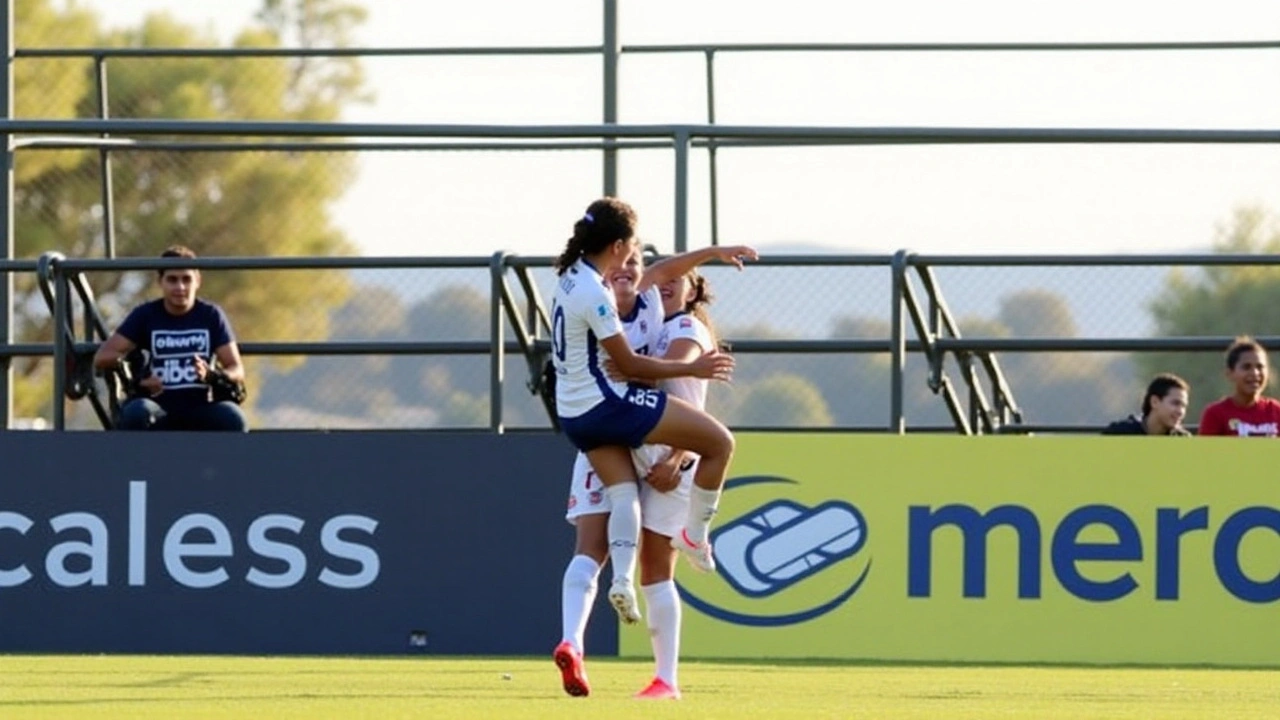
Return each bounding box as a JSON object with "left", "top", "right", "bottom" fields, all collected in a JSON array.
[{"left": 352, "top": 243, "right": 1189, "bottom": 340}]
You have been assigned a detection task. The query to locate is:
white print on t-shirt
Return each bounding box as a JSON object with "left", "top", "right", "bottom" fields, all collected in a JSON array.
[
  {"left": 1228, "top": 418, "right": 1279, "bottom": 437},
  {"left": 151, "top": 329, "right": 211, "bottom": 390}
]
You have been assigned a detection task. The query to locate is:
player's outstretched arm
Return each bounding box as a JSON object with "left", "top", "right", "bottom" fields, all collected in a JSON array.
[{"left": 639, "top": 245, "right": 758, "bottom": 293}]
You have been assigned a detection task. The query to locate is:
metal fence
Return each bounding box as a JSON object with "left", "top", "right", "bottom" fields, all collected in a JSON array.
[
  {"left": 9, "top": 248, "right": 1280, "bottom": 434},
  {"left": 4, "top": 9, "right": 1280, "bottom": 433}
]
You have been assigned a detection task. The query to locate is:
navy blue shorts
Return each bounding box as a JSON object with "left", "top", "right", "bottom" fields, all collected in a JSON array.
[{"left": 560, "top": 385, "right": 668, "bottom": 452}]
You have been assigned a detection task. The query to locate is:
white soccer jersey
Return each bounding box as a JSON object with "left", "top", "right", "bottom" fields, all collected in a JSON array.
[
  {"left": 551, "top": 259, "right": 628, "bottom": 418},
  {"left": 621, "top": 285, "right": 664, "bottom": 360},
  {"left": 654, "top": 312, "right": 714, "bottom": 409}
]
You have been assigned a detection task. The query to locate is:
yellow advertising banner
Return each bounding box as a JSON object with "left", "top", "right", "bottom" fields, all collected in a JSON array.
[{"left": 620, "top": 434, "right": 1280, "bottom": 666}]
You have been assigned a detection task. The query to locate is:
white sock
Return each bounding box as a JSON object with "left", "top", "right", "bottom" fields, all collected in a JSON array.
[
  {"left": 684, "top": 486, "right": 722, "bottom": 544},
  {"left": 642, "top": 580, "right": 682, "bottom": 688},
  {"left": 604, "top": 483, "right": 641, "bottom": 584},
  {"left": 560, "top": 555, "right": 601, "bottom": 652}
]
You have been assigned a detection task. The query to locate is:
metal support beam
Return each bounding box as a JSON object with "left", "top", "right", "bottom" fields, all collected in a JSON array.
[
  {"left": 673, "top": 130, "right": 690, "bottom": 253},
  {"left": 601, "top": 0, "right": 619, "bottom": 196},
  {"left": 488, "top": 252, "right": 506, "bottom": 433},
  {"left": 704, "top": 50, "right": 720, "bottom": 246},
  {"left": 94, "top": 56, "right": 116, "bottom": 258},
  {"left": 0, "top": 9, "right": 12, "bottom": 430},
  {"left": 889, "top": 250, "right": 910, "bottom": 434}
]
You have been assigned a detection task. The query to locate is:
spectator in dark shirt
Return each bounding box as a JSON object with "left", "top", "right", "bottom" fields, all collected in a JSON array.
[
  {"left": 1102, "top": 373, "right": 1191, "bottom": 436},
  {"left": 93, "top": 245, "right": 248, "bottom": 431}
]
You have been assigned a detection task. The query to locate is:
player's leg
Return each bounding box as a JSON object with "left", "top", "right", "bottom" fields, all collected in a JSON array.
[
  {"left": 637, "top": 528, "right": 682, "bottom": 699},
  {"left": 641, "top": 396, "right": 735, "bottom": 570},
  {"left": 561, "top": 513, "right": 607, "bottom": 648},
  {"left": 583, "top": 445, "right": 645, "bottom": 624},
  {"left": 634, "top": 465, "right": 692, "bottom": 699},
  {"left": 556, "top": 454, "right": 609, "bottom": 697}
]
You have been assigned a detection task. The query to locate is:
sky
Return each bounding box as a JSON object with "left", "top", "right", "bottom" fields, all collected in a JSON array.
[{"left": 75, "top": 1, "right": 1280, "bottom": 258}]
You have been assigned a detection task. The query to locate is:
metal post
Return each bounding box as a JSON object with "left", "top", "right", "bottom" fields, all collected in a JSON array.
[
  {"left": 489, "top": 252, "right": 506, "bottom": 433},
  {"left": 0, "top": 7, "right": 12, "bottom": 430},
  {"left": 95, "top": 56, "right": 116, "bottom": 258},
  {"left": 673, "top": 130, "right": 689, "bottom": 253},
  {"left": 52, "top": 268, "right": 69, "bottom": 430},
  {"left": 601, "top": 0, "right": 619, "bottom": 196},
  {"left": 889, "top": 250, "right": 909, "bottom": 434},
  {"left": 704, "top": 50, "right": 720, "bottom": 246}
]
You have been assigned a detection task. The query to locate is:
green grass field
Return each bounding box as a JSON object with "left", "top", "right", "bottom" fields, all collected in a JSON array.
[{"left": 1, "top": 656, "right": 1276, "bottom": 719}]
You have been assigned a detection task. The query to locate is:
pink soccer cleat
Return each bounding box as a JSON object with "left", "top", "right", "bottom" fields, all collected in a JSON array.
[
  {"left": 552, "top": 640, "right": 590, "bottom": 697},
  {"left": 672, "top": 528, "right": 716, "bottom": 573},
  {"left": 634, "top": 677, "right": 681, "bottom": 700}
]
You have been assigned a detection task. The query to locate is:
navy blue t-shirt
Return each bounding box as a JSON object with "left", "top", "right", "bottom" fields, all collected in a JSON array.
[{"left": 116, "top": 298, "right": 235, "bottom": 413}]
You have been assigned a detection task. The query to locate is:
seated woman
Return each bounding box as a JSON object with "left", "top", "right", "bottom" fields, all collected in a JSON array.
[{"left": 1102, "top": 373, "right": 1191, "bottom": 436}]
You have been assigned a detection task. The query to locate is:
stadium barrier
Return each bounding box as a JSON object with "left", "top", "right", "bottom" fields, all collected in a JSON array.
[
  {"left": 623, "top": 434, "right": 1280, "bottom": 667},
  {"left": 0, "top": 430, "right": 626, "bottom": 655},
  {"left": 4, "top": 430, "right": 1277, "bottom": 666}
]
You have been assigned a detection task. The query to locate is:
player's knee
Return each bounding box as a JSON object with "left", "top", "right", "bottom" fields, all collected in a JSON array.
[{"left": 706, "top": 423, "right": 735, "bottom": 460}]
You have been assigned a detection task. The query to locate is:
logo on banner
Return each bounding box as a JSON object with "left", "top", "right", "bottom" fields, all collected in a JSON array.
[{"left": 677, "top": 475, "right": 871, "bottom": 626}]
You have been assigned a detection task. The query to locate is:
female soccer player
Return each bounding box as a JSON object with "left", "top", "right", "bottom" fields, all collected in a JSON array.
[
  {"left": 550, "top": 196, "right": 753, "bottom": 696},
  {"left": 626, "top": 267, "right": 722, "bottom": 700}
]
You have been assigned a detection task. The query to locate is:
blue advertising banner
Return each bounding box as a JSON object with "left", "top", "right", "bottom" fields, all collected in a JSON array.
[{"left": 0, "top": 431, "right": 612, "bottom": 656}]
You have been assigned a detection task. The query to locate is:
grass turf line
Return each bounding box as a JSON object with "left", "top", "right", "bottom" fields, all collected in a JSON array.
[{"left": 0, "top": 655, "right": 1277, "bottom": 719}]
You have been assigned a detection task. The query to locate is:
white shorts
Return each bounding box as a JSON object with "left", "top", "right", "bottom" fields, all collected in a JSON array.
[{"left": 564, "top": 446, "right": 697, "bottom": 539}]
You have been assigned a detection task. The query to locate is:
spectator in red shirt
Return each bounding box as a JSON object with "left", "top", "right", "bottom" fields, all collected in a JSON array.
[{"left": 1198, "top": 336, "right": 1280, "bottom": 437}]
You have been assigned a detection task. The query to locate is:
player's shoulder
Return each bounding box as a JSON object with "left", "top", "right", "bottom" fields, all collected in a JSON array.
[
  {"left": 668, "top": 311, "right": 711, "bottom": 336},
  {"left": 561, "top": 271, "right": 609, "bottom": 308},
  {"left": 657, "top": 313, "right": 712, "bottom": 353},
  {"left": 640, "top": 285, "right": 663, "bottom": 311}
]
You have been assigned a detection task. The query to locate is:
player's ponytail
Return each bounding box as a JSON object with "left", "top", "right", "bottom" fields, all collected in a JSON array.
[{"left": 554, "top": 197, "right": 638, "bottom": 275}]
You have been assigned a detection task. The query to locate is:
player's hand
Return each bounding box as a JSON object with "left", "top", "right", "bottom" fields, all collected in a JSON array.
[
  {"left": 192, "top": 354, "right": 210, "bottom": 382},
  {"left": 138, "top": 376, "right": 164, "bottom": 396},
  {"left": 715, "top": 245, "right": 759, "bottom": 270},
  {"left": 601, "top": 357, "right": 629, "bottom": 382},
  {"left": 644, "top": 452, "right": 683, "bottom": 493},
  {"left": 690, "top": 351, "right": 734, "bottom": 382}
]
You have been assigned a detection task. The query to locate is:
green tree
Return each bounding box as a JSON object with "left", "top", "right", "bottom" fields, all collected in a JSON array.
[
  {"left": 1139, "top": 206, "right": 1280, "bottom": 420},
  {"left": 12, "top": 0, "right": 370, "bottom": 421}
]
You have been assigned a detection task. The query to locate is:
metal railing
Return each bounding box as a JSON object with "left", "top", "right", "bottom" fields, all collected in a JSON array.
[
  {"left": 5, "top": 24, "right": 1280, "bottom": 431},
  {"left": 10, "top": 248, "right": 1280, "bottom": 433},
  {"left": 13, "top": 35, "right": 1280, "bottom": 249}
]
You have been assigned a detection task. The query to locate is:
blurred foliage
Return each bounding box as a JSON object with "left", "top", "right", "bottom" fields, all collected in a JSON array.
[
  {"left": 1138, "top": 206, "right": 1280, "bottom": 421},
  {"left": 12, "top": 0, "right": 370, "bottom": 422}
]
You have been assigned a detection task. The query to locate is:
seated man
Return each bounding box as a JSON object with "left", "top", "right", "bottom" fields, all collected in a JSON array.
[
  {"left": 93, "top": 245, "right": 248, "bottom": 432},
  {"left": 1102, "top": 373, "right": 1190, "bottom": 436}
]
